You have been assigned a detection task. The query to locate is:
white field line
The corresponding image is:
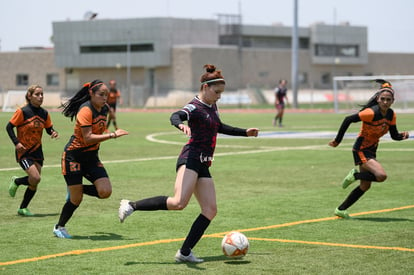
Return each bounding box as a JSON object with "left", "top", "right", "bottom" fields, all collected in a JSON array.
[{"left": 1, "top": 132, "right": 412, "bottom": 172}]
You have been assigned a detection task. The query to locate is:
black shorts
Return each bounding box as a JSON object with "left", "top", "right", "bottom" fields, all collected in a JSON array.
[
  {"left": 109, "top": 103, "right": 117, "bottom": 111},
  {"left": 19, "top": 157, "right": 43, "bottom": 170},
  {"left": 353, "top": 146, "right": 377, "bottom": 165},
  {"left": 17, "top": 146, "right": 44, "bottom": 170},
  {"left": 62, "top": 150, "right": 108, "bottom": 186},
  {"left": 176, "top": 158, "right": 211, "bottom": 178}
]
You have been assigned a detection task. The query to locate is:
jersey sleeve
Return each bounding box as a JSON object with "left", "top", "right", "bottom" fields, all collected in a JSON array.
[
  {"left": 358, "top": 108, "right": 375, "bottom": 122},
  {"left": 44, "top": 112, "right": 53, "bottom": 129},
  {"left": 76, "top": 106, "right": 93, "bottom": 127},
  {"left": 9, "top": 108, "right": 24, "bottom": 126},
  {"left": 390, "top": 111, "right": 397, "bottom": 125}
]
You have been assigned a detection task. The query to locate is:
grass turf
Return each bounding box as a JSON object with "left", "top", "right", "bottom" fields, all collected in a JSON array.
[{"left": 0, "top": 109, "right": 413, "bottom": 274}]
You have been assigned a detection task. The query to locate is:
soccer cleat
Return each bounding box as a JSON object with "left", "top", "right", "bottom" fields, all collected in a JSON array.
[
  {"left": 341, "top": 168, "right": 357, "bottom": 189},
  {"left": 53, "top": 225, "right": 72, "bottom": 239},
  {"left": 17, "top": 208, "right": 34, "bottom": 216},
  {"left": 118, "top": 199, "right": 134, "bottom": 223},
  {"left": 8, "top": 176, "right": 19, "bottom": 197},
  {"left": 175, "top": 249, "right": 204, "bottom": 263},
  {"left": 334, "top": 208, "right": 350, "bottom": 219}
]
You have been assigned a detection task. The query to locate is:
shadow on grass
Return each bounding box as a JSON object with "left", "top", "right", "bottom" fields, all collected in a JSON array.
[
  {"left": 124, "top": 254, "right": 250, "bottom": 270},
  {"left": 72, "top": 232, "right": 126, "bottom": 241},
  {"left": 353, "top": 217, "right": 413, "bottom": 222},
  {"left": 32, "top": 213, "right": 59, "bottom": 217}
]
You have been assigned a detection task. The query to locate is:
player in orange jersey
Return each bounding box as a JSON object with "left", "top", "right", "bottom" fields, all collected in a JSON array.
[
  {"left": 53, "top": 79, "right": 128, "bottom": 238},
  {"left": 329, "top": 79, "right": 409, "bottom": 218},
  {"left": 6, "top": 85, "right": 59, "bottom": 216}
]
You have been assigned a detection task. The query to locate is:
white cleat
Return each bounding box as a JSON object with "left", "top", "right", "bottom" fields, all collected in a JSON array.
[
  {"left": 118, "top": 199, "right": 134, "bottom": 223},
  {"left": 175, "top": 249, "right": 204, "bottom": 263}
]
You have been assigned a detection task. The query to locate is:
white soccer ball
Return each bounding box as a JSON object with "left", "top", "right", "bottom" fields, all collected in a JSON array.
[{"left": 221, "top": 231, "right": 249, "bottom": 258}]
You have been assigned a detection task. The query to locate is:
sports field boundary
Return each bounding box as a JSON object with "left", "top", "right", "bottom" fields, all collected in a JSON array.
[{"left": 1, "top": 204, "right": 413, "bottom": 267}]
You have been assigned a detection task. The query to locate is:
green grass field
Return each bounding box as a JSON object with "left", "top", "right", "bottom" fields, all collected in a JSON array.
[{"left": 0, "top": 109, "right": 413, "bottom": 274}]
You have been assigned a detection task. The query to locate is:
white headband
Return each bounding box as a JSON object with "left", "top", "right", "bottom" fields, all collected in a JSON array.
[{"left": 201, "top": 78, "right": 225, "bottom": 85}]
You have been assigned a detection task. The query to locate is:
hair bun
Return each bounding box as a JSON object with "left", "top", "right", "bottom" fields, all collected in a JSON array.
[{"left": 204, "top": 64, "right": 216, "bottom": 73}]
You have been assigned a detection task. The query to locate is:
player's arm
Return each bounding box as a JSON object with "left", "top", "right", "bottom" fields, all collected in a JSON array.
[
  {"left": 389, "top": 125, "right": 409, "bottom": 140},
  {"left": 6, "top": 122, "right": 26, "bottom": 152},
  {"left": 170, "top": 110, "right": 191, "bottom": 136},
  {"left": 46, "top": 126, "right": 59, "bottom": 139},
  {"left": 81, "top": 126, "right": 127, "bottom": 144},
  {"left": 6, "top": 122, "right": 19, "bottom": 145},
  {"left": 219, "top": 123, "right": 259, "bottom": 137},
  {"left": 329, "top": 113, "right": 360, "bottom": 146}
]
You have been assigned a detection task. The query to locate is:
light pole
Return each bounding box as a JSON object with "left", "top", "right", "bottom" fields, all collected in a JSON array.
[
  {"left": 126, "top": 31, "right": 131, "bottom": 107},
  {"left": 291, "top": 0, "right": 299, "bottom": 108}
]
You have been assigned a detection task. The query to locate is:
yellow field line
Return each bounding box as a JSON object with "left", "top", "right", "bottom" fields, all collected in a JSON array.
[
  {"left": 205, "top": 204, "right": 414, "bottom": 237},
  {"left": 0, "top": 238, "right": 185, "bottom": 266},
  {"left": 247, "top": 237, "right": 414, "bottom": 252},
  {"left": 1, "top": 205, "right": 413, "bottom": 266}
]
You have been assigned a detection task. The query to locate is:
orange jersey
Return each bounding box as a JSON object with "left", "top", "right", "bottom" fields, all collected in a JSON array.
[
  {"left": 107, "top": 89, "right": 121, "bottom": 105},
  {"left": 9, "top": 104, "right": 53, "bottom": 159},
  {"left": 64, "top": 102, "right": 109, "bottom": 152},
  {"left": 356, "top": 105, "right": 396, "bottom": 149}
]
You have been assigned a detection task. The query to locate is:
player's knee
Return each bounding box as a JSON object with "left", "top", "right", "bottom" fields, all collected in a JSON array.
[
  {"left": 376, "top": 173, "right": 387, "bottom": 182},
  {"left": 98, "top": 189, "right": 112, "bottom": 199},
  {"left": 29, "top": 175, "right": 41, "bottom": 186},
  {"left": 203, "top": 206, "right": 217, "bottom": 220}
]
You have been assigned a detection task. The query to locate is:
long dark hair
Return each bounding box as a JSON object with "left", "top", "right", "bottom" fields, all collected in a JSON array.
[
  {"left": 61, "top": 79, "right": 104, "bottom": 120},
  {"left": 359, "top": 79, "right": 394, "bottom": 111}
]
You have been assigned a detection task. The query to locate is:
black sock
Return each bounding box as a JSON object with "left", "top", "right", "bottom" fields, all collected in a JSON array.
[
  {"left": 20, "top": 187, "right": 36, "bottom": 209},
  {"left": 83, "top": 185, "right": 99, "bottom": 198},
  {"left": 355, "top": 171, "right": 377, "bottom": 182},
  {"left": 57, "top": 201, "right": 79, "bottom": 228},
  {"left": 15, "top": 176, "right": 29, "bottom": 186},
  {"left": 130, "top": 196, "right": 168, "bottom": 211},
  {"left": 338, "top": 186, "right": 365, "bottom": 210},
  {"left": 180, "top": 214, "right": 211, "bottom": 256}
]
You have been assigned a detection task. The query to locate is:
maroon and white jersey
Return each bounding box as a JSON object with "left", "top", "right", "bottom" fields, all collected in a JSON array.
[{"left": 178, "top": 97, "right": 221, "bottom": 166}]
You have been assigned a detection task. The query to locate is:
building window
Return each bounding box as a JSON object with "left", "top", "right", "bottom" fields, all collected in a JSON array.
[
  {"left": 80, "top": 43, "right": 154, "bottom": 53},
  {"left": 315, "top": 44, "right": 359, "bottom": 57},
  {"left": 16, "top": 74, "right": 29, "bottom": 86},
  {"left": 46, "top": 73, "right": 59, "bottom": 86},
  {"left": 321, "top": 73, "right": 331, "bottom": 85}
]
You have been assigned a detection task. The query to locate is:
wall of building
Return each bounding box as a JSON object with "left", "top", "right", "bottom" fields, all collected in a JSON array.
[{"left": 0, "top": 49, "right": 65, "bottom": 93}]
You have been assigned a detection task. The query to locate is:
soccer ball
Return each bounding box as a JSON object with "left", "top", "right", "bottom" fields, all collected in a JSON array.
[{"left": 221, "top": 231, "right": 249, "bottom": 258}]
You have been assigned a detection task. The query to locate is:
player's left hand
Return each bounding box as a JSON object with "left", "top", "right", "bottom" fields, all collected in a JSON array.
[
  {"left": 328, "top": 140, "right": 339, "bottom": 147},
  {"left": 51, "top": 130, "right": 59, "bottom": 139},
  {"left": 401, "top": 131, "right": 409, "bottom": 140},
  {"left": 246, "top": 128, "right": 259, "bottom": 137}
]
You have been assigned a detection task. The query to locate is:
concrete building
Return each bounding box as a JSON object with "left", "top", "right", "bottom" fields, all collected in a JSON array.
[{"left": 1, "top": 17, "right": 414, "bottom": 107}]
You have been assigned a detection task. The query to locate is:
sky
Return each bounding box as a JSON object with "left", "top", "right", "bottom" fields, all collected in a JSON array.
[{"left": 1, "top": 0, "right": 413, "bottom": 53}]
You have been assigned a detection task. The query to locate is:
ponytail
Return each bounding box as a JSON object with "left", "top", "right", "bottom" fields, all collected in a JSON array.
[{"left": 61, "top": 79, "right": 104, "bottom": 120}]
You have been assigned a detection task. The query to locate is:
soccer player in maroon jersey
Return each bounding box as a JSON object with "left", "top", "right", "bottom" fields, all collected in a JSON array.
[
  {"left": 329, "top": 79, "right": 409, "bottom": 218},
  {"left": 119, "top": 64, "right": 259, "bottom": 263},
  {"left": 53, "top": 80, "right": 128, "bottom": 238},
  {"left": 273, "top": 79, "right": 289, "bottom": 127},
  {"left": 6, "top": 85, "right": 59, "bottom": 216}
]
